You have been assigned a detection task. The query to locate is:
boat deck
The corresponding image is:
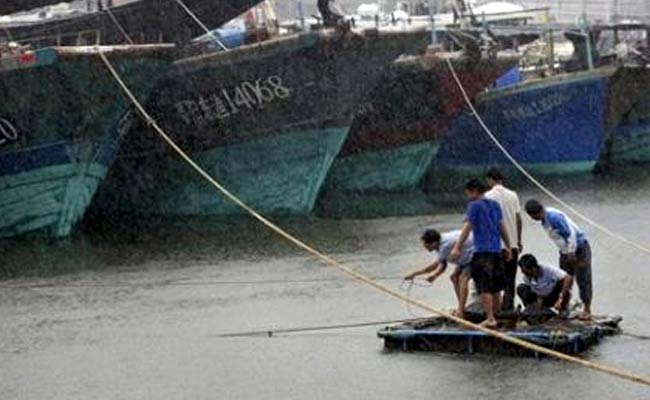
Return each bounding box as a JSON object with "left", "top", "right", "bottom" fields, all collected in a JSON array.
[{"left": 378, "top": 315, "right": 622, "bottom": 356}]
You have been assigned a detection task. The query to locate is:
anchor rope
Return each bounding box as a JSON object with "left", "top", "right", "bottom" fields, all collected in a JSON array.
[
  {"left": 444, "top": 57, "right": 650, "bottom": 256},
  {"left": 172, "top": 0, "right": 229, "bottom": 51},
  {"left": 97, "top": 49, "right": 650, "bottom": 387}
]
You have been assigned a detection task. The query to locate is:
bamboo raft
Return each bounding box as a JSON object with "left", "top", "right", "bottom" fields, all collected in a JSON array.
[{"left": 378, "top": 314, "right": 622, "bottom": 356}]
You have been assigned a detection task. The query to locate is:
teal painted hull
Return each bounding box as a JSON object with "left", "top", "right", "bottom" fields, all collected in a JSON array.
[
  {"left": 325, "top": 142, "right": 440, "bottom": 193},
  {"left": 112, "top": 127, "right": 348, "bottom": 216},
  {"left": 0, "top": 162, "right": 106, "bottom": 238},
  {"left": 608, "top": 126, "right": 650, "bottom": 163}
]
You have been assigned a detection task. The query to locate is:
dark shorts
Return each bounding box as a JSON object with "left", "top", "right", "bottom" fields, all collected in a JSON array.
[
  {"left": 470, "top": 252, "right": 505, "bottom": 294},
  {"left": 517, "top": 281, "right": 562, "bottom": 308}
]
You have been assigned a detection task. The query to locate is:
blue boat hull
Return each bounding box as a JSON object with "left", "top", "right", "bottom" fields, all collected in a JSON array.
[{"left": 430, "top": 72, "right": 610, "bottom": 180}]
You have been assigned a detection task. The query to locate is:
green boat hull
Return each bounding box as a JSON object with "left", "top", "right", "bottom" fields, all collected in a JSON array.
[
  {"left": 324, "top": 141, "right": 440, "bottom": 193},
  {"left": 608, "top": 125, "right": 650, "bottom": 163},
  {"left": 107, "top": 126, "right": 348, "bottom": 216},
  {"left": 0, "top": 163, "right": 106, "bottom": 238}
]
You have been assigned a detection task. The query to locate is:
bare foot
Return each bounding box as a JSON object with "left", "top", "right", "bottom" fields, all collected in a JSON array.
[
  {"left": 480, "top": 319, "right": 498, "bottom": 329},
  {"left": 452, "top": 309, "right": 465, "bottom": 320},
  {"left": 578, "top": 311, "right": 592, "bottom": 321}
]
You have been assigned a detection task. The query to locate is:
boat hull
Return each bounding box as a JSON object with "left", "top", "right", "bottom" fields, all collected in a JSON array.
[
  {"left": 0, "top": 46, "right": 171, "bottom": 238},
  {"left": 0, "top": 160, "right": 106, "bottom": 238},
  {"left": 429, "top": 71, "right": 610, "bottom": 183},
  {"left": 108, "top": 126, "right": 348, "bottom": 216},
  {"left": 94, "top": 29, "right": 429, "bottom": 218},
  {"left": 326, "top": 142, "right": 439, "bottom": 193},
  {"left": 323, "top": 55, "right": 516, "bottom": 197},
  {"left": 608, "top": 121, "right": 650, "bottom": 163},
  {"left": 601, "top": 67, "right": 650, "bottom": 165},
  {"left": 2, "top": 0, "right": 262, "bottom": 46}
]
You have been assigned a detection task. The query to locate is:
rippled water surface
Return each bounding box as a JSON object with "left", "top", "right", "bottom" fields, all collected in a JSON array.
[{"left": 1, "top": 170, "right": 650, "bottom": 399}]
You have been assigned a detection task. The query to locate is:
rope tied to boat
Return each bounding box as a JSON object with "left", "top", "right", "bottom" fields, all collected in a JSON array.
[
  {"left": 103, "top": 5, "right": 134, "bottom": 45},
  {"left": 96, "top": 49, "right": 650, "bottom": 387},
  {"left": 172, "top": 0, "right": 229, "bottom": 51},
  {"left": 443, "top": 57, "right": 650, "bottom": 257}
]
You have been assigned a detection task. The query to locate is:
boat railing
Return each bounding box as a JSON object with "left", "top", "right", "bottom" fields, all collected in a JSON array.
[{"left": 1, "top": 29, "right": 101, "bottom": 49}]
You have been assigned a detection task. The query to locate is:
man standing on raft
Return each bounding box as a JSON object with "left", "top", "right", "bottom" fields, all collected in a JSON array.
[{"left": 451, "top": 179, "right": 512, "bottom": 328}]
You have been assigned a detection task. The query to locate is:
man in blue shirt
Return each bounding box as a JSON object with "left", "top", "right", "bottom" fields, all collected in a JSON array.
[
  {"left": 404, "top": 229, "right": 475, "bottom": 319},
  {"left": 517, "top": 254, "right": 572, "bottom": 312},
  {"left": 451, "top": 179, "right": 512, "bottom": 328},
  {"left": 525, "top": 199, "right": 593, "bottom": 320}
]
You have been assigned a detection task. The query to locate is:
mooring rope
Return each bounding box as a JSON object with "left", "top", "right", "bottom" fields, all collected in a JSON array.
[
  {"left": 172, "top": 0, "right": 229, "bottom": 51},
  {"left": 444, "top": 57, "right": 650, "bottom": 256},
  {"left": 104, "top": 5, "right": 134, "bottom": 45},
  {"left": 97, "top": 50, "right": 650, "bottom": 387}
]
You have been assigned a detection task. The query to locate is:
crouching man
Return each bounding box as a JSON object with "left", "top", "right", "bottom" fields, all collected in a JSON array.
[
  {"left": 517, "top": 254, "right": 572, "bottom": 312},
  {"left": 404, "top": 229, "right": 474, "bottom": 319}
]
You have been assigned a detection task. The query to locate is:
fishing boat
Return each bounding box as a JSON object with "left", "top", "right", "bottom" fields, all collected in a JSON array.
[
  {"left": 596, "top": 24, "right": 650, "bottom": 166},
  {"left": 0, "top": 43, "right": 174, "bottom": 239},
  {"left": 378, "top": 314, "right": 622, "bottom": 356},
  {"left": 603, "top": 72, "right": 650, "bottom": 165},
  {"left": 429, "top": 68, "right": 612, "bottom": 179},
  {"left": 319, "top": 49, "right": 517, "bottom": 208},
  {"left": 89, "top": 27, "right": 429, "bottom": 219},
  {"left": 607, "top": 119, "right": 650, "bottom": 164},
  {"left": 1, "top": 0, "right": 263, "bottom": 46},
  {"left": 428, "top": 23, "right": 650, "bottom": 182}
]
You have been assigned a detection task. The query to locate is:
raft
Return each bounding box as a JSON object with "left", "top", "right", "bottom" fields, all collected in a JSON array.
[{"left": 378, "top": 315, "right": 622, "bottom": 356}]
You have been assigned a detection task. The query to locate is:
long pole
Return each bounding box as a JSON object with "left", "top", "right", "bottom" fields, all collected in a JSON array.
[
  {"left": 582, "top": 12, "right": 594, "bottom": 70},
  {"left": 428, "top": 0, "right": 437, "bottom": 46}
]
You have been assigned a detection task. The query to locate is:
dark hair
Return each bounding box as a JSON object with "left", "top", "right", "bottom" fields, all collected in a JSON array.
[
  {"left": 525, "top": 199, "right": 544, "bottom": 215},
  {"left": 486, "top": 167, "right": 504, "bottom": 182},
  {"left": 465, "top": 178, "right": 487, "bottom": 193},
  {"left": 518, "top": 254, "right": 539, "bottom": 269},
  {"left": 421, "top": 229, "right": 441, "bottom": 244}
]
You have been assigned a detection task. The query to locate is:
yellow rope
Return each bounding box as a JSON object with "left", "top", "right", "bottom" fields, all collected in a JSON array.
[
  {"left": 97, "top": 49, "right": 650, "bottom": 387},
  {"left": 444, "top": 57, "right": 650, "bottom": 256}
]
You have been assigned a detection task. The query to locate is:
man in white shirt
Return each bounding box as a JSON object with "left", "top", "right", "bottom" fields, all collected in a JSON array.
[
  {"left": 517, "top": 254, "right": 572, "bottom": 311},
  {"left": 405, "top": 229, "right": 475, "bottom": 319},
  {"left": 485, "top": 167, "right": 522, "bottom": 311}
]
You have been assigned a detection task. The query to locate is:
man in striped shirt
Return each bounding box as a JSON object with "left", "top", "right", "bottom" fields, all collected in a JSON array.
[{"left": 525, "top": 199, "right": 593, "bottom": 319}]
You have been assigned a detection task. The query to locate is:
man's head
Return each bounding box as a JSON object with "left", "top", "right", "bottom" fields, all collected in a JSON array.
[
  {"left": 525, "top": 199, "right": 545, "bottom": 221},
  {"left": 486, "top": 167, "right": 504, "bottom": 188},
  {"left": 464, "top": 178, "right": 487, "bottom": 200},
  {"left": 421, "top": 229, "right": 441, "bottom": 252},
  {"left": 518, "top": 254, "right": 540, "bottom": 278}
]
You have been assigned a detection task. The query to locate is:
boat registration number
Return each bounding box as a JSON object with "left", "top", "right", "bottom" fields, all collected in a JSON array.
[
  {"left": 0, "top": 119, "right": 18, "bottom": 147},
  {"left": 175, "top": 75, "right": 291, "bottom": 128}
]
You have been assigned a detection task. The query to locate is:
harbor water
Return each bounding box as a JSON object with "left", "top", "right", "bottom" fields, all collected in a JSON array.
[{"left": 1, "top": 169, "right": 650, "bottom": 399}]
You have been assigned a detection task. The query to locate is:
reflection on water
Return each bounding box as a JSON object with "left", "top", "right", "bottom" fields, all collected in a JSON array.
[{"left": 1, "top": 167, "right": 650, "bottom": 399}]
